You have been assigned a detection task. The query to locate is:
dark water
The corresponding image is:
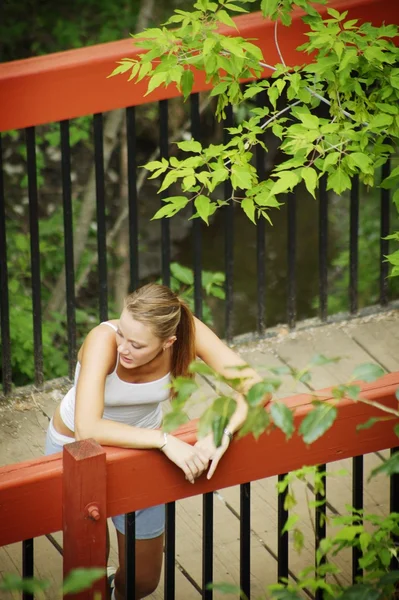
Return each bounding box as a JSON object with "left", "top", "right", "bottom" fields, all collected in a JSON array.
[{"left": 174, "top": 188, "right": 337, "bottom": 337}]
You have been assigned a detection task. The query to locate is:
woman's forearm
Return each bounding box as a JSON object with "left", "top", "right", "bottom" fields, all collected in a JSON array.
[{"left": 75, "top": 418, "right": 165, "bottom": 449}]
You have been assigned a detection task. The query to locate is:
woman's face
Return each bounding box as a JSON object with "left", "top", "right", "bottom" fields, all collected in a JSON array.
[{"left": 116, "top": 309, "right": 174, "bottom": 369}]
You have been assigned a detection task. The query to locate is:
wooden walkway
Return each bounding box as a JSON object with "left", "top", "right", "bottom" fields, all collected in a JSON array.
[{"left": 0, "top": 308, "right": 398, "bottom": 599}]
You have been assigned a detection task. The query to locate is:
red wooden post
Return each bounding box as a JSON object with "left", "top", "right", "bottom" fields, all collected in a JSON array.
[{"left": 63, "top": 439, "right": 107, "bottom": 600}]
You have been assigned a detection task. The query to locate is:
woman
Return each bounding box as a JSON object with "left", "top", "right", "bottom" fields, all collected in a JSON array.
[{"left": 45, "top": 283, "right": 264, "bottom": 600}]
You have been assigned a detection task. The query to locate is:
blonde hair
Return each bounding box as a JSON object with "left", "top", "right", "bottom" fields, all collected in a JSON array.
[{"left": 124, "top": 283, "right": 196, "bottom": 378}]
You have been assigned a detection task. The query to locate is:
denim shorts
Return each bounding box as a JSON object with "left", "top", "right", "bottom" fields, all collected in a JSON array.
[{"left": 45, "top": 419, "right": 165, "bottom": 538}]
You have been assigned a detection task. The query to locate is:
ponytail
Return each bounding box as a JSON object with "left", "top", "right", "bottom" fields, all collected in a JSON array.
[{"left": 172, "top": 300, "right": 196, "bottom": 379}]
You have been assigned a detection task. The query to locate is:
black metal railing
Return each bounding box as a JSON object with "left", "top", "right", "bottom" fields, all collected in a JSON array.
[{"left": 0, "top": 94, "right": 397, "bottom": 392}]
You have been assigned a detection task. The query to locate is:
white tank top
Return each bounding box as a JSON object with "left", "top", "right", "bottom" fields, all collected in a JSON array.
[{"left": 59, "top": 322, "right": 171, "bottom": 432}]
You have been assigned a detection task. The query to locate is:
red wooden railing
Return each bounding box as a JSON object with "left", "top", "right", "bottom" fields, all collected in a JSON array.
[{"left": 1, "top": 373, "right": 399, "bottom": 598}]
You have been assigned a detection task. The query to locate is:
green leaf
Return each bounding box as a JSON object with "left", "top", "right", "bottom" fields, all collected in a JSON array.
[
  {"left": 349, "top": 152, "right": 372, "bottom": 172},
  {"left": 246, "top": 381, "right": 275, "bottom": 407},
  {"left": 368, "top": 114, "right": 394, "bottom": 129},
  {"left": 327, "top": 167, "right": 351, "bottom": 195},
  {"left": 241, "top": 197, "right": 256, "bottom": 223},
  {"left": 217, "top": 9, "right": 238, "bottom": 30},
  {"left": 270, "top": 172, "right": 299, "bottom": 195},
  {"left": 356, "top": 417, "right": 381, "bottom": 431},
  {"left": 181, "top": 69, "right": 194, "bottom": 100},
  {"left": 310, "top": 354, "right": 340, "bottom": 366},
  {"left": 370, "top": 452, "right": 399, "bottom": 478},
  {"left": 338, "top": 584, "right": 380, "bottom": 600},
  {"left": 282, "top": 514, "right": 299, "bottom": 534},
  {"left": 189, "top": 361, "right": 216, "bottom": 376},
  {"left": 270, "top": 402, "right": 295, "bottom": 439},
  {"left": 231, "top": 166, "right": 253, "bottom": 190},
  {"left": 335, "top": 525, "right": 363, "bottom": 542},
  {"left": 352, "top": 363, "right": 385, "bottom": 383},
  {"left": 177, "top": 140, "right": 202, "bottom": 153},
  {"left": 163, "top": 410, "right": 190, "bottom": 432},
  {"left": 0, "top": 574, "right": 49, "bottom": 593},
  {"left": 170, "top": 262, "right": 194, "bottom": 285},
  {"left": 195, "top": 195, "right": 212, "bottom": 224},
  {"left": 63, "top": 568, "right": 105, "bottom": 594},
  {"left": 299, "top": 403, "right": 337, "bottom": 444},
  {"left": 301, "top": 167, "right": 318, "bottom": 198}
]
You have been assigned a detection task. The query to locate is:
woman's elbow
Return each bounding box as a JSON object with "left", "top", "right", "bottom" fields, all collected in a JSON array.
[{"left": 74, "top": 420, "right": 99, "bottom": 442}]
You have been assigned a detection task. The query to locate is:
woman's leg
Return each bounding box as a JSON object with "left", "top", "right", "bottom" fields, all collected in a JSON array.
[{"left": 114, "top": 531, "right": 164, "bottom": 600}]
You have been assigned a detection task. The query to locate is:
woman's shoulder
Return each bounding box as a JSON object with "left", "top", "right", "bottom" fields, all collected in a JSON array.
[{"left": 78, "top": 321, "right": 118, "bottom": 368}]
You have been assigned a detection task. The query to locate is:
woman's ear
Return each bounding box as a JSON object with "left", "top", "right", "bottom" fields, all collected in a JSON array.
[{"left": 163, "top": 336, "right": 177, "bottom": 351}]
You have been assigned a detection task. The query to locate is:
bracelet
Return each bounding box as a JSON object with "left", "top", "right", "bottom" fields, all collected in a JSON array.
[
  {"left": 159, "top": 431, "right": 168, "bottom": 451},
  {"left": 223, "top": 428, "right": 233, "bottom": 443}
]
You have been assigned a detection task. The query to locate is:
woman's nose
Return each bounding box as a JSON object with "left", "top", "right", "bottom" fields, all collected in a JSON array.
[{"left": 118, "top": 340, "right": 129, "bottom": 353}]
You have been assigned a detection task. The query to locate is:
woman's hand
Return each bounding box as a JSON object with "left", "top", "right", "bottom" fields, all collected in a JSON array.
[
  {"left": 161, "top": 434, "right": 209, "bottom": 484},
  {"left": 194, "top": 431, "right": 231, "bottom": 480}
]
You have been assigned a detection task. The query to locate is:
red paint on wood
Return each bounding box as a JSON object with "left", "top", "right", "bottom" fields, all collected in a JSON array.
[
  {"left": 0, "top": 0, "right": 397, "bottom": 131},
  {"left": 63, "top": 439, "right": 107, "bottom": 600},
  {"left": 0, "top": 373, "right": 398, "bottom": 546}
]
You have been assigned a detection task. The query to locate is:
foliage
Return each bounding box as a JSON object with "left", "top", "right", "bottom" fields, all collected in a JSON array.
[
  {"left": 0, "top": 203, "right": 101, "bottom": 386},
  {"left": 158, "top": 261, "right": 225, "bottom": 325},
  {"left": 0, "top": 567, "right": 105, "bottom": 599},
  {"left": 111, "top": 0, "right": 399, "bottom": 235}
]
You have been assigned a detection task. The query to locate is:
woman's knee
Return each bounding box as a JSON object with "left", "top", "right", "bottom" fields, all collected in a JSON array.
[{"left": 114, "top": 569, "right": 161, "bottom": 600}]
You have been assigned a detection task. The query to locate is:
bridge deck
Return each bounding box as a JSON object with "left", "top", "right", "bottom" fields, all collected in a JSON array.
[{"left": 0, "top": 308, "right": 398, "bottom": 599}]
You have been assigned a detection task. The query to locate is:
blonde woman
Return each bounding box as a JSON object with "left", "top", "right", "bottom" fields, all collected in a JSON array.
[{"left": 45, "top": 283, "right": 264, "bottom": 600}]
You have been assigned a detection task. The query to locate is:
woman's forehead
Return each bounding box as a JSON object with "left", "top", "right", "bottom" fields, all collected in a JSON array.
[{"left": 119, "top": 310, "right": 157, "bottom": 342}]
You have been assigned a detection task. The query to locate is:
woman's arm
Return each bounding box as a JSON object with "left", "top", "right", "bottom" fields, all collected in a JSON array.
[
  {"left": 74, "top": 326, "right": 208, "bottom": 483},
  {"left": 194, "top": 317, "right": 270, "bottom": 478}
]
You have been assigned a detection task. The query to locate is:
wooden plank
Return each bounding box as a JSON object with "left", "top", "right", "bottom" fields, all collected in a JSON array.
[
  {"left": 63, "top": 439, "right": 107, "bottom": 600},
  {"left": 343, "top": 312, "right": 399, "bottom": 373},
  {"left": 274, "top": 325, "right": 379, "bottom": 389},
  {"left": 231, "top": 344, "right": 309, "bottom": 398}
]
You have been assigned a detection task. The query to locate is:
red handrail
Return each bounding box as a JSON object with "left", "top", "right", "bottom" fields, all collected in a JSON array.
[
  {"left": 0, "top": 0, "right": 397, "bottom": 132},
  {"left": 1, "top": 371, "right": 398, "bottom": 548}
]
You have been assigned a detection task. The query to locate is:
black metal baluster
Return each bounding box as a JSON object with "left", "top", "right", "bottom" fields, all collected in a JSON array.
[
  {"left": 390, "top": 447, "right": 399, "bottom": 570},
  {"left": 240, "top": 483, "right": 251, "bottom": 599},
  {"left": 277, "top": 473, "right": 289, "bottom": 583},
  {"left": 125, "top": 512, "right": 136, "bottom": 600},
  {"left": 315, "top": 466, "right": 326, "bottom": 600},
  {"left": 202, "top": 493, "right": 213, "bottom": 600},
  {"left": 0, "top": 133, "right": 12, "bottom": 393},
  {"left": 26, "top": 127, "right": 43, "bottom": 386},
  {"left": 319, "top": 176, "right": 328, "bottom": 321},
  {"left": 224, "top": 104, "right": 234, "bottom": 341},
  {"left": 352, "top": 455, "right": 363, "bottom": 582},
  {"left": 191, "top": 93, "right": 203, "bottom": 319},
  {"left": 60, "top": 120, "right": 76, "bottom": 378},
  {"left": 93, "top": 113, "right": 108, "bottom": 321},
  {"left": 287, "top": 193, "right": 296, "bottom": 329},
  {"left": 349, "top": 175, "right": 359, "bottom": 314},
  {"left": 159, "top": 100, "right": 171, "bottom": 287},
  {"left": 126, "top": 106, "right": 139, "bottom": 291},
  {"left": 165, "top": 502, "right": 176, "bottom": 600},
  {"left": 380, "top": 160, "right": 390, "bottom": 306},
  {"left": 256, "top": 91, "right": 267, "bottom": 335},
  {"left": 22, "top": 538, "right": 34, "bottom": 600}
]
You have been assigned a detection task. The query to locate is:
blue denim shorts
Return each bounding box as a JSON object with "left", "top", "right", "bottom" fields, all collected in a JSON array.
[{"left": 45, "top": 419, "right": 165, "bottom": 538}]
